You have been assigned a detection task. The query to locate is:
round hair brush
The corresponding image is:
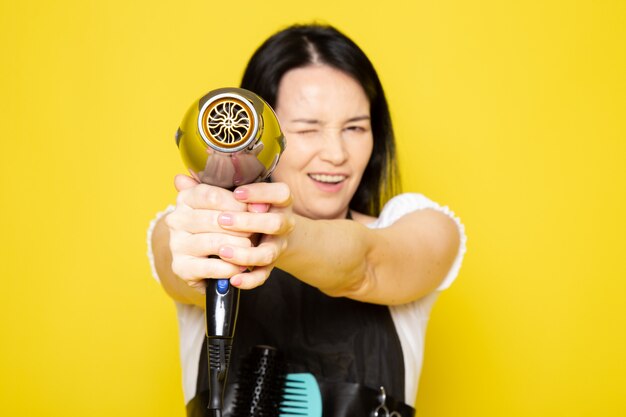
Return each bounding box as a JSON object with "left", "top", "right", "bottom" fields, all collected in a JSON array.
[
  {"left": 231, "top": 346, "right": 322, "bottom": 417},
  {"left": 176, "top": 88, "right": 286, "bottom": 416},
  {"left": 232, "top": 346, "right": 287, "bottom": 417}
]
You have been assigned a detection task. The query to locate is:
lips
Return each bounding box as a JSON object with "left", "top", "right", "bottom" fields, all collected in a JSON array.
[{"left": 308, "top": 173, "right": 347, "bottom": 184}]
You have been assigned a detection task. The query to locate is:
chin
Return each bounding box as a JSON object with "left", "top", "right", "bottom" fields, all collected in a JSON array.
[{"left": 304, "top": 205, "right": 347, "bottom": 220}]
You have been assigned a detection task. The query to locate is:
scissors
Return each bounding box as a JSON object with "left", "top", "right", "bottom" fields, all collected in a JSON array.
[{"left": 371, "top": 386, "right": 402, "bottom": 417}]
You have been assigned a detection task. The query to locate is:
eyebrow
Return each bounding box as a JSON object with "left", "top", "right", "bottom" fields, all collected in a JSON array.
[{"left": 290, "top": 115, "right": 371, "bottom": 124}]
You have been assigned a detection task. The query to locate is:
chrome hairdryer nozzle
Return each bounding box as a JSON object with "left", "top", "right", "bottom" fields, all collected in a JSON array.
[
  {"left": 175, "top": 88, "right": 285, "bottom": 414},
  {"left": 176, "top": 87, "right": 285, "bottom": 189}
]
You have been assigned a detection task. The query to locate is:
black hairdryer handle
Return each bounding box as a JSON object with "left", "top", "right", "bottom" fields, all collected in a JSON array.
[{"left": 205, "top": 278, "right": 240, "bottom": 414}]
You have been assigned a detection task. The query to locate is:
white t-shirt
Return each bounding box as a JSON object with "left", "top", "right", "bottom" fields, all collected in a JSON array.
[{"left": 146, "top": 193, "right": 467, "bottom": 406}]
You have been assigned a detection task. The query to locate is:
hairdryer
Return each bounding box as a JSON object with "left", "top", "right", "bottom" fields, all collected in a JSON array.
[{"left": 176, "top": 87, "right": 286, "bottom": 416}]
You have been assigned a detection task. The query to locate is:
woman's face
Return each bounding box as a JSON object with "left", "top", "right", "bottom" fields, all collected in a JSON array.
[{"left": 272, "top": 65, "right": 373, "bottom": 220}]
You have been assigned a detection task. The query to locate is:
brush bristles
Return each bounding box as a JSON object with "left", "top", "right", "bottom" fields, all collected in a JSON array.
[{"left": 232, "top": 346, "right": 286, "bottom": 417}]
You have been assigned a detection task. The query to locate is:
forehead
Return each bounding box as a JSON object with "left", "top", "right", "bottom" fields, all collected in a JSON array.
[{"left": 275, "top": 65, "right": 370, "bottom": 119}]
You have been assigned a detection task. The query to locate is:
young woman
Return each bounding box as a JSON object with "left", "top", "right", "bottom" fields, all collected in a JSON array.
[{"left": 148, "top": 24, "right": 466, "bottom": 416}]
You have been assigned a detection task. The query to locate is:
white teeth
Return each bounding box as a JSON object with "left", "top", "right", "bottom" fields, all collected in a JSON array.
[{"left": 309, "top": 174, "right": 346, "bottom": 183}]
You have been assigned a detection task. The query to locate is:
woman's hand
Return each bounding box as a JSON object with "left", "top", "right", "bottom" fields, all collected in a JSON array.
[
  {"left": 215, "top": 182, "right": 296, "bottom": 290},
  {"left": 165, "top": 175, "right": 254, "bottom": 291}
]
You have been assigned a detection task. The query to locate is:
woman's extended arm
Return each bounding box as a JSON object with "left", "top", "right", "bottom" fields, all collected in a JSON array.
[
  {"left": 216, "top": 182, "right": 462, "bottom": 305},
  {"left": 150, "top": 176, "right": 462, "bottom": 307},
  {"left": 281, "top": 209, "right": 459, "bottom": 305}
]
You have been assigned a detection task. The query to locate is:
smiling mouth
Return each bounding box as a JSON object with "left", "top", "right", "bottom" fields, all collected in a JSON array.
[{"left": 309, "top": 174, "right": 347, "bottom": 184}]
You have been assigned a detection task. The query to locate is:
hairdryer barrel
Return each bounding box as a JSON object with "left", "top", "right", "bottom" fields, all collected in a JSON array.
[
  {"left": 175, "top": 87, "right": 285, "bottom": 415},
  {"left": 176, "top": 87, "right": 285, "bottom": 188}
]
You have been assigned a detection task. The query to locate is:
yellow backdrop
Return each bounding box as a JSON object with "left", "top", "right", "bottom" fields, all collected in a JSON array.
[{"left": 1, "top": 1, "right": 624, "bottom": 416}]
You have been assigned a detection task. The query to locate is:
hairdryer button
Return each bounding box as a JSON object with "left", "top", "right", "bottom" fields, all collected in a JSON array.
[{"left": 216, "top": 279, "right": 229, "bottom": 295}]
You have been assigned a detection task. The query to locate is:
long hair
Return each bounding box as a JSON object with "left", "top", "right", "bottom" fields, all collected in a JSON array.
[{"left": 240, "top": 24, "right": 400, "bottom": 216}]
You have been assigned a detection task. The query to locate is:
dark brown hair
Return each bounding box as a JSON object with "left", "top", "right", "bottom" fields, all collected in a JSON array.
[{"left": 240, "top": 24, "right": 400, "bottom": 216}]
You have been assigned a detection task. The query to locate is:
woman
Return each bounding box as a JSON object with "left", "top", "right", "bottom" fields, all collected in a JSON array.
[{"left": 148, "top": 24, "right": 466, "bottom": 416}]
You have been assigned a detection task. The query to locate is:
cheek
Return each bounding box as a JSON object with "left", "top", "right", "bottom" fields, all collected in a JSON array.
[
  {"left": 272, "top": 136, "right": 313, "bottom": 179},
  {"left": 271, "top": 145, "right": 301, "bottom": 184},
  {"left": 270, "top": 163, "right": 289, "bottom": 184},
  {"left": 352, "top": 136, "right": 374, "bottom": 173}
]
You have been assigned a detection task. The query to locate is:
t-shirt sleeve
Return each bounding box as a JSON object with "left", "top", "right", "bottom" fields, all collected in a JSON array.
[
  {"left": 146, "top": 205, "right": 175, "bottom": 283},
  {"left": 369, "top": 193, "right": 467, "bottom": 291}
]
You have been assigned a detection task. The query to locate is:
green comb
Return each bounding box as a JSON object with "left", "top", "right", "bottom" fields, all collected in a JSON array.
[{"left": 279, "top": 373, "right": 322, "bottom": 417}]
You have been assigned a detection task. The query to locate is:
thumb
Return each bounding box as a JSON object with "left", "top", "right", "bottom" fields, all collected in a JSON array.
[{"left": 174, "top": 174, "right": 200, "bottom": 192}]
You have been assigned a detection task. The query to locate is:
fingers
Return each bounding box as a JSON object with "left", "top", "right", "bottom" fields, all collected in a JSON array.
[
  {"left": 217, "top": 211, "right": 295, "bottom": 235},
  {"left": 217, "top": 239, "right": 284, "bottom": 268},
  {"left": 171, "top": 233, "right": 252, "bottom": 257},
  {"left": 172, "top": 256, "right": 247, "bottom": 284},
  {"left": 169, "top": 178, "right": 294, "bottom": 292},
  {"left": 166, "top": 209, "right": 219, "bottom": 233},
  {"left": 230, "top": 265, "right": 274, "bottom": 290},
  {"left": 248, "top": 203, "right": 270, "bottom": 213},
  {"left": 174, "top": 174, "right": 199, "bottom": 192},
  {"left": 166, "top": 209, "right": 250, "bottom": 237},
  {"left": 233, "top": 182, "right": 292, "bottom": 207},
  {"left": 169, "top": 231, "right": 252, "bottom": 292},
  {"left": 177, "top": 182, "right": 247, "bottom": 212},
  {"left": 169, "top": 176, "right": 251, "bottom": 239}
]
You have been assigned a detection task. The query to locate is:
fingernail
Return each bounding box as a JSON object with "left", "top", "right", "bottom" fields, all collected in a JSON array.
[
  {"left": 249, "top": 203, "right": 270, "bottom": 213},
  {"left": 230, "top": 276, "right": 243, "bottom": 287},
  {"left": 218, "top": 213, "right": 233, "bottom": 226},
  {"left": 234, "top": 187, "right": 249, "bottom": 200},
  {"left": 219, "top": 246, "right": 234, "bottom": 258}
]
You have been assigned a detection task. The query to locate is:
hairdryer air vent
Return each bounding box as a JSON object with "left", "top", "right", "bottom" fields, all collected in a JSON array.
[{"left": 198, "top": 94, "right": 258, "bottom": 152}]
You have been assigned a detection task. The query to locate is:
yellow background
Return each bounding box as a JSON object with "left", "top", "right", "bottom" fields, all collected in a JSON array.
[{"left": 1, "top": 0, "right": 624, "bottom": 416}]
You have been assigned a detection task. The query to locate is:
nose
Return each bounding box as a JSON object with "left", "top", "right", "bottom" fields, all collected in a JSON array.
[{"left": 319, "top": 130, "right": 348, "bottom": 165}]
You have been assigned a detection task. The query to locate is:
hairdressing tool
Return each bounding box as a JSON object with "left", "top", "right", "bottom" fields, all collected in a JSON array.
[
  {"left": 231, "top": 345, "right": 322, "bottom": 417},
  {"left": 176, "top": 88, "right": 286, "bottom": 416},
  {"left": 231, "top": 346, "right": 412, "bottom": 417},
  {"left": 232, "top": 345, "right": 286, "bottom": 416},
  {"left": 280, "top": 373, "right": 323, "bottom": 417}
]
